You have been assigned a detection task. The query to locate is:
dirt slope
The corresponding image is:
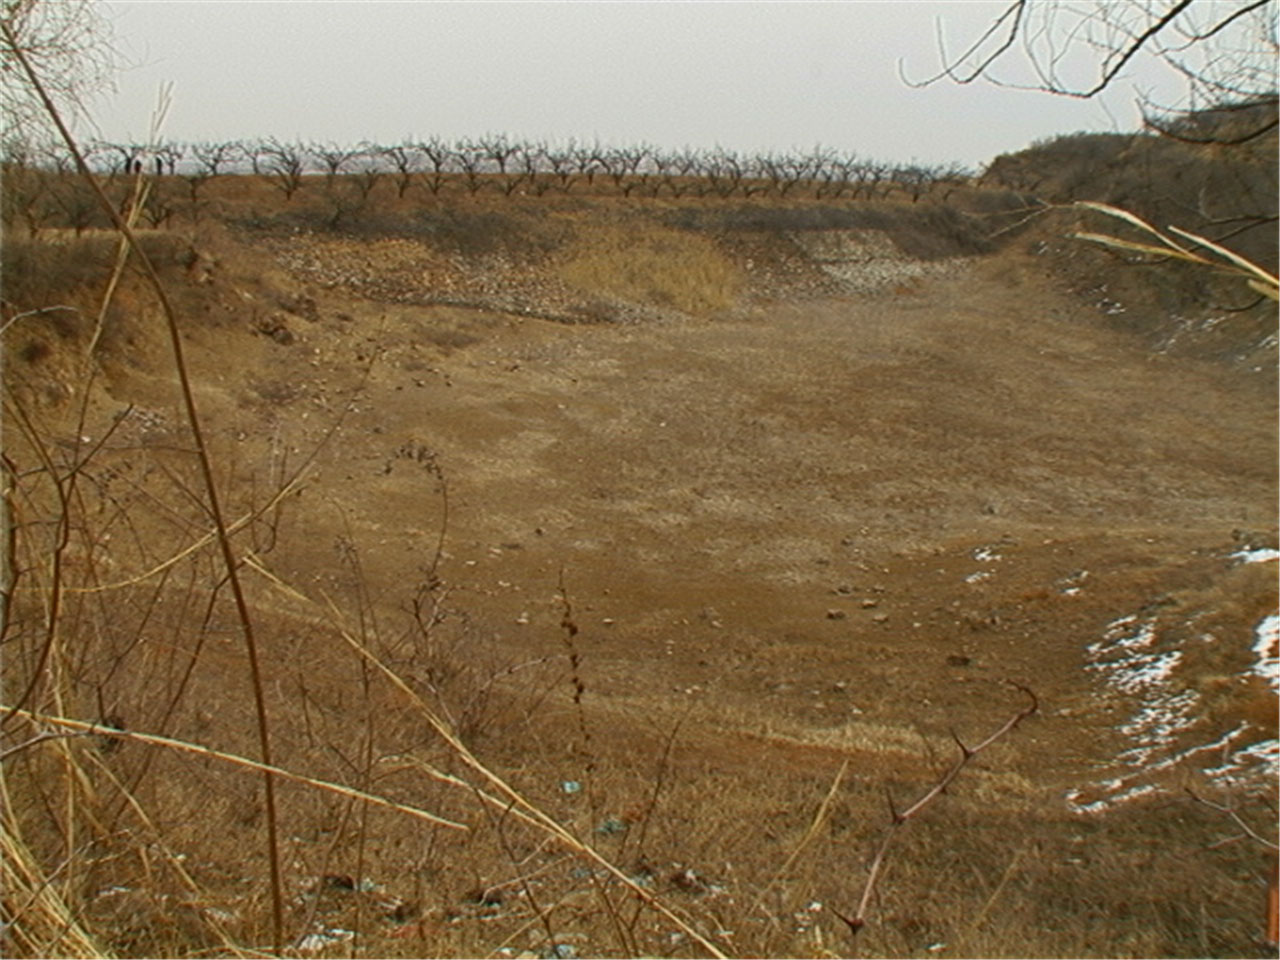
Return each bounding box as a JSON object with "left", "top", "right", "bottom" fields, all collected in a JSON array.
[
  {"left": 219, "top": 231, "right": 1276, "bottom": 779},
  {"left": 5, "top": 196, "right": 1277, "bottom": 956}
]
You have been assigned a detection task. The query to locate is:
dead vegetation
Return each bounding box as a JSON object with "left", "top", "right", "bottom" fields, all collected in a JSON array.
[{"left": 2, "top": 105, "right": 1277, "bottom": 959}]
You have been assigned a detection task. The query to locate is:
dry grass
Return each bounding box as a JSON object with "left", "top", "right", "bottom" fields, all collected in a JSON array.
[
  {"left": 2, "top": 136, "right": 1276, "bottom": 958},
  {"left": 552, "top": 221, "right": 742, "bottom": 317}
]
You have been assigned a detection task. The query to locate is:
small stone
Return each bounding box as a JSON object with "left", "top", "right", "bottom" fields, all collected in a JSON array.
[
  {"left": 872, "top": 613, "right": 890, "bottom": 624},
  {"left": 826, "top": 609, "right": 847, "bottom": 620}
]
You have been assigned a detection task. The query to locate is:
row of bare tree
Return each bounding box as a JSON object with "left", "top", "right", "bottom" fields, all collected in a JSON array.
[{"left": 4, "top": 134, "right": 973, "bottom": 205}]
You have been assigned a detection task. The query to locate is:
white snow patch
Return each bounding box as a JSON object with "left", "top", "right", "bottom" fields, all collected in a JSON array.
[
  {"left": 1116, "top": 687, "right": 1198, "bottom": 754},
  {"left": 1104, "top": 613, "right": 1137, "bottom": 633},
  {"left": 1232, "top": 547, "right": 1280, "bottom": 564},
  {"left": 1068, "top": 611, "right": 1270, "bottom": 814},
  {"left": 1087, "top": 617, "right": 1156, "bottom": 657},
  {"left": 296, "top": 929, "right": 355, "bottom": 954},
  {"left": 1104, "top": 650, "right": 1183, "bottom": 694},
  {"left": 972, "top": 546, "right": 1002, "bottom": 562},
  {"left": 1064, "top": 791, "right": 1108, "bottom": 815},
  {"left": 1204, "top": 737, "right": 1280, "bottom": 786},
  {"left": 1252, "top": 614, "right": 1279, "bottom": 692},
  {"left": 1073, "top": 604, "right": 1280, "bottom": 814}
]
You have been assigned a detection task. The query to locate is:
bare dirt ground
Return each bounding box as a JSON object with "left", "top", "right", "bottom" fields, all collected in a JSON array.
[
  {"left": 6, "top": 200, "right": 1277, "bottom": 956},
  {"left": 183, "top": 233, "right": 1276, "bottom": 780}
]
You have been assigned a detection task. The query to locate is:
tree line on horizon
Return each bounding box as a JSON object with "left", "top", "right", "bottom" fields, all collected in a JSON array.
[{"left": 1, "top": 133, "right": 986, "bottom": 234}]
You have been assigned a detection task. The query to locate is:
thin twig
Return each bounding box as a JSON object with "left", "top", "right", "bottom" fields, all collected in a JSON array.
[
  {"left": 1, "top": 705, "right": 468, "bottom": 831},
  {"left": 750, "top": 759, "right": 849, "bottom": 916},
  {"left": 244, "top": 566, "right": 730, "bottom": 958},
  {"left": 1185, "top": 787, "right": 1280, "bottom": 852},
  {"left": 0, "top": 22, "right": 288, "bottom": 951},
  {"left": 838, "top": 683, "right": 1037, "bottom": 941}
]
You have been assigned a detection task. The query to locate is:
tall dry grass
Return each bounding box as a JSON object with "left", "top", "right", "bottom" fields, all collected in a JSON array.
[
  {"left": 553, "top": 222, "right": 742, "bottom": 317},
  {"left": 3, "top": 42, "right": 1274, "bottom": 958}
]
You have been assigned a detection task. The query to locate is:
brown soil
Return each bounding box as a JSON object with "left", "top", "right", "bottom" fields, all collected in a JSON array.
[{"left": 4, "top": 189, "right": 1277, "bottom": 957}]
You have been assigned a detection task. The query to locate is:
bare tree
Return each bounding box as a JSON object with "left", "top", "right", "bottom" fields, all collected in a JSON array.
[
  {"left": 454, "top": 138, "right": 489, "bottom": 195},
  {"left": 349, "top": 144, "right": 383, "bottom": 201},
  {"left": 476, "top": 132, "right": 526, "bottom": 195},
  {"left": 0, "top": 0, "right": 118, "bottom": 145},
  {"left": 520, "top": 142, "right": 552, "bottom": 196},
  {"left": 910, "top": 0, "right": 1278, "bottom": 142},
  {"left": 49, "top": 173, "right": 98, "bottom": 234},
  {"left": 240, "top": 138, "right": 267, "bottom": 176},
  {"left": 190, "top": 139, "right": 242, "bottom": 178},
  {"left": 0, "top": 137, "right": 54, "bottom": 235},
  {"left": 712, "top": 148, "right": 751, "bottom": 198},
  {"left": 309, "top": 140, "right": 361, "bottom": 183},
  {"left": 180, "top": 142, "right": 235, "bottom": 222},
  {"left": 152, "top": 139, "right": 183, "bottom": 176},
  {"left": 932, "top": 160, "right": 974, "bottom": 203},
  {"left": 97, "top": 139, "right": 146, "bottom": 177},
  {"left": 571, "top": 141, "right": 607, "bottom": 187},
  {"left": 893, "top": 162, "right": 939, "bottom": 203},
  {"left": 606, "top": 144, "right": 650, "bottom": 197},
  {"left": 417, "top": 136, "right": 454, "bottom": 195},
  {"left": 658, "top": 147, "right": 703, "bottom": 197},
  {"left": 758, "top": 151, "right": 812, "bottom": 197},
  {"left": 140, "top": 179, "right": 177, "bottom": 227},
  {"left": 379, "top": 141, "right": 422, "bottom": 199},
  {"left": 177, "top": 157, "right": 217, "bottom": 221},
  {"left": 543, "top": 142, "right": 579, "bottom": 193},
  {"left": 259, "top": 138, "right": 309, "bottom": 200},
  {"left": 815, "top": 150, "right": 860, "bottom": 200},
  {"left": 852, "top": 159, "right": 893, "bottom": 200}
]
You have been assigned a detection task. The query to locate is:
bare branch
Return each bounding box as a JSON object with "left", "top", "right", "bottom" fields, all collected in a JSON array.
[
  {"left": 1185, "top": 787, "right": 1280, "bottom": 852},
  {"left": 843, "top": 683, "right": 1038, "bottom": 940},
  {"left": 909, "top": 0, "right": 1279, "bottom": 126}
]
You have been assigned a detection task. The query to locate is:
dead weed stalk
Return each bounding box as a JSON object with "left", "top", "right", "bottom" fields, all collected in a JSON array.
[
  {"left": 833, "top": 682, "right": 1038, "bottom": 948},
  {"left": 0, "top": 27, "right": 288, "bottom": 951}
]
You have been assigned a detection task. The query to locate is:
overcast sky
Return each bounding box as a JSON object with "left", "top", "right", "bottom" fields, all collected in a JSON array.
[{"left": 89, "top": 1, "right": 1197, "bottom": 170}]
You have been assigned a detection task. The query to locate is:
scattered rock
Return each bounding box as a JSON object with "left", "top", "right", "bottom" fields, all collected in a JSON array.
[
  {"left": 279, "top": 292, "right": 320, "bottom": 322},
  {"left": 321, "top": 873, "right": 355, "bottom": 891},
  {"left": 669, "top": 867, "right": 709, "bottom": 894},
  {"left": 253, "top": 312, "right": 295, "bottom": 345}
]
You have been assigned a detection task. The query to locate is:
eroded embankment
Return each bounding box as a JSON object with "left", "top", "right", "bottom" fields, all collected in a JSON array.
[
  {"left": 3, "top": 190, "right": 1276, "bottom": 957},
  {"left": 249, "top": 199, "right": 989, "bottom": 325}
]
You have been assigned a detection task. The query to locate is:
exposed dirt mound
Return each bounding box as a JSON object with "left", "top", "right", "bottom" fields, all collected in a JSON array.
[{"left": 981, "top": 101, "right": 1278, "bottom": 371}]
